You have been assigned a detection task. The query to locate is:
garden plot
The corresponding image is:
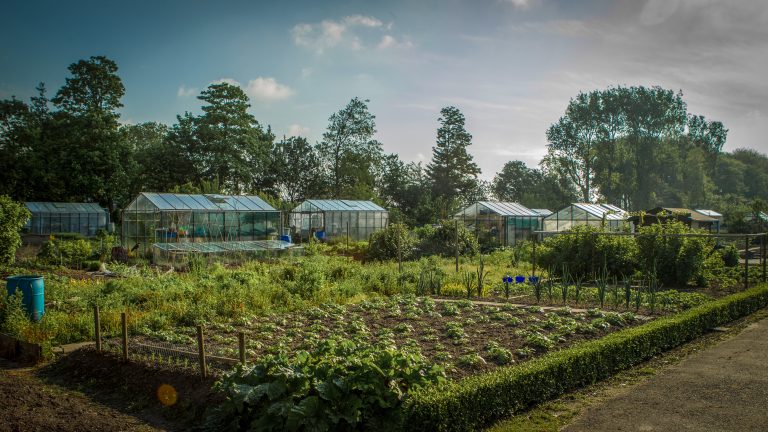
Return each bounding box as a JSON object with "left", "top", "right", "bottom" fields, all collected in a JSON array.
[{"left": 134, "top": 295, "right": 646, "bottom": 379}]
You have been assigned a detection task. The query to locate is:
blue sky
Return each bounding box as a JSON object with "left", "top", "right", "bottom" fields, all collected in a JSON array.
[{"left": 2, "top": 0, "right": 767, "bottom": 178}]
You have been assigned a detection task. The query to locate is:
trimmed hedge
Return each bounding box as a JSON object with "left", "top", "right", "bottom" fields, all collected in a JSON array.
[{"left": 401, "top": 285, "right": 768, "bottom": 431}]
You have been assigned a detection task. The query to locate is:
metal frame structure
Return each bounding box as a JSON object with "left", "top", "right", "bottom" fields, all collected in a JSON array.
[
  {"left": 542, "top": 203, "right": 628, "bottom": 232},
  {"left": 23, "top": 202, "right": 109, "bottom": 237},
  {"left": 454, "top": 201, "right": 546, "bottom": 246},
  {"left": 289, "top": 199, "right": 388, "bottom": 242},
  {"left": 122, "top": 192, "right": 280, "bottom": 256}
]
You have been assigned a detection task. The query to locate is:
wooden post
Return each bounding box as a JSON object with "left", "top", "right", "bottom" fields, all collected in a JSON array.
[
  {"left": 197, "top": 325, "right": 207, "bottom": 379},
  {"left": 346, "top": 220, "right": 350, "bottom": 253},
  {"left": 762, "top": 234, "right": 766, "bottom": 283},
  {"left": 744, "top": 235, "right": 749, "bottom": 290},
  {"left": 238, "top": 331, "right": 246, "bottom": 365},
  {"left": 93, "top": 305, "right": 102, "bottom": 352},
  {"left": 455, "top": 220, "right": 459, "bottom": 273},
  {"left": 120, "top": 312, "right": 128, "bottom": 362},
  {"left": 532, "top": 235, "right": 537, "bottom": 278}
]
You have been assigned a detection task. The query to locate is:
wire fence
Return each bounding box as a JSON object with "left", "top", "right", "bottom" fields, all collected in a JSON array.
[{"left": 95, "top": 308, "right": 244, "bottom": 378}]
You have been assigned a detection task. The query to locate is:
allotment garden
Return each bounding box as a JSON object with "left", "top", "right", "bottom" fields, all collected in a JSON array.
[{"left": 1, "top": 221, "right": 767, "bottom": 431}]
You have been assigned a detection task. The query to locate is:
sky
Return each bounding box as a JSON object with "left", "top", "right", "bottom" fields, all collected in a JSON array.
[{"left": 2, "top": 0, "right": 767, "bottom": 179}]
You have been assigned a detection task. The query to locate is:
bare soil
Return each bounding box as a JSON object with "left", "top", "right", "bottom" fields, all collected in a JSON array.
[{"left": 0, "top": 349, "right": 219, "bottom": 432}]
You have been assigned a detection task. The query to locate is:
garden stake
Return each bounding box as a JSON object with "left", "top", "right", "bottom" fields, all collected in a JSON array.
[
  {"left": 744, "top": 234, "right": 749, "bottom": 290},
  {"left": 93, "top": 305, "right": 101, "bottom": 352},
  {"left": 455, "top": 220, "right": 459, "bottom": 273},
  {"left": 121, "top": 312, "right": 128, "bottom": 362},
  {"left": 197, "top": 325, "right": 207, "bottom": 379},
  {"left": 238, "top": 332, "right": 246, "bottom": 365}
]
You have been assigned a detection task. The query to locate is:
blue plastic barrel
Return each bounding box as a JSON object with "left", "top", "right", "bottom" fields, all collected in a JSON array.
[
  {"left": 315, "top": 230, "right": 326, "bottom": 240},
  {"left": 280, "top": 234, "right": 292, "bottom": 243},
  {"left": 5, "top": 275, "right": 45, "bottom": 321}
]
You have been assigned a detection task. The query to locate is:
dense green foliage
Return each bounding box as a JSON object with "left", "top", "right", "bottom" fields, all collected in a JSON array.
[
  {"left": 0, "top": 196, "right": 30, "bottom": 265},
  {"left": 205, "top": 338, "right": 445, "bottom": 431},
  {"left": 635, "top": 222, "right": 715, "bottom": 286},
  {"left": 415, "top": 222, "right": 479, "bottom": 257},
  {"left": 537, "top": 225, "right": 636, "bottom": 280},
  {"left": 367, "top": 223, "right": 417, "bottom": 261},
  {"left": 3, "top": 56, "right": 768, "bottom": 230},
  {"left": 400, "top": 285, "right": 768, "bottom": 431}
]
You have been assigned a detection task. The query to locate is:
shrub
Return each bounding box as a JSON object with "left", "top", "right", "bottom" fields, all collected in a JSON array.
[
  {"left": 720, "top": 244, "right": 740, "bottom": 267},
  {"left": 38, "top": 237, "right": 94, "bottom": 269},
  {"left": 636, "top": 221, "right": 715, "bottom": 286},
  {"left": 401, "top": 285, "right": 768, "bottom": 431},
  {"left": 0, "top": 196, "right": 31, "bottom": 265},
  {"left": 537, "top": 225, "right": 636, "bottom": 280},
  {"left": 368, "top": 223, "right": 418, "bottom": 261},
  {"left": 415, "top": 222, "right": 478, "bottom": 257},
  {"left": 205, "top": 338, "right": 445, "bottom": 431}
]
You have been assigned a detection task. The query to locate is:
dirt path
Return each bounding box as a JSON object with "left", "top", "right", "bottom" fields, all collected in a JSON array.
[
  {"left": 563, "top": 317, "right": 768, "bottom": 432},
  {"left": 0, "top": 363, "right": 161, "bottom": 432}
]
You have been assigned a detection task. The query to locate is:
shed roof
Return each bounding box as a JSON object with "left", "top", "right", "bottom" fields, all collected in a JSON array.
[
  {"left": 301, "top": 199, "right": 386, "bottom": 212},
  {"left": 570, "top": 203, "right": 627, "bottom": 220},
  {"left": 135, "top": 192, "right": 276, "bottom": 212},
  {"left": 695, "top": 209, "right": 723, "bottom": 218},
  {"left": 651, "top": 207, "right": 717, "bottom": 222},
  {"left": 25, "top": 202, "right": 107, "bottom": 214}
]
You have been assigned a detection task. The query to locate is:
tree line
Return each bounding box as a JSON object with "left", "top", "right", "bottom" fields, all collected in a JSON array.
[{"left": 1, "top": 56, "right": 767, "bottom": 227}]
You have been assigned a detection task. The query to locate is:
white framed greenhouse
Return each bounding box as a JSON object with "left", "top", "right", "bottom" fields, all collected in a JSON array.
[
  {"left": 455, "top": 201, "right": 544, "bottom": 246},
  {"left": 542, "top": 203, "right": 628, "bottom": 232},
  {"left": 122, "top": 192, "right": 280, "bottom": 256},
  {"left": 289, "top": 199, "right": 388, "bottom": 242},
  {"left": 23, "top": 202, "right": 110, "bottom": 237}
]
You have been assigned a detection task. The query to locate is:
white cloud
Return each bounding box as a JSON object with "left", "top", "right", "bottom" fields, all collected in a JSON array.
[
  {"left": 343, "top": 15, "right": 383, "bottom": 28},
  {"left": 288, "top": 124, "right": 310, "bottom": 137},
  {"left": 244, "top": 77, "right": 295, "bottom": 102},
  {"left": 505, "top": 0, "right": 536, "bottom": 10},
  {"left": 377, "top": 35, "right": 414, "bottom": 50},
  {"left": 176, "top": 85, "right": 197, "bottom": 98},
  {"left": 301, "top": 67, "right": 313, "bottom": 78},
  {"left": 212, "top": 77, "right": 240, "bottom": 86},
  {"left": 292, "top": 15, "right": 407, "bottom": 53},
  {"left": 210, "top": 77, "right": 294, "bottom": 102}
]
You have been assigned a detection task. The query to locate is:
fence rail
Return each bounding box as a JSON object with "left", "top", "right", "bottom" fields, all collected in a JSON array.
[{"left": 94, "top": 306, "right": 245, "bottom": 378}]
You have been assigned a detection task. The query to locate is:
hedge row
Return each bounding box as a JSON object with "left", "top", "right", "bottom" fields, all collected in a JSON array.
[{"left": 401, "top": 285, "right": 768, "bottom": 431}]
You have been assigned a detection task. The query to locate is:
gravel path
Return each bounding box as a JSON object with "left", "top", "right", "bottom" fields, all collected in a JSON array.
[{"left": 563, "top": 318, "right": 768, "bottom": 432}]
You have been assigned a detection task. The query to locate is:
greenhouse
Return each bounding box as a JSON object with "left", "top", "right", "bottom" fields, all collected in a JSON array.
[
  {"left": 455, "top": 201, "right": 544, "bottom": 246},
  {"left": 23, "top": 202, "right": 110, "bottom": 237},
  {"left": 122, "top": 192, "right": 280, "bottom": 256},
  {"left": 289, "top": 199, "right": 388, "bottom": 242},
  {"left": 542, "top": 203, "right": 628, "bottom": 232}
]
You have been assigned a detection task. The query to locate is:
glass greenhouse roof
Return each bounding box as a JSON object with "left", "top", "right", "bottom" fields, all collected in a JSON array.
[
  {"left": 457, "top": 201, "right": 539, "bottom": 217},
  {"left": 299, "top": 199, "right": 386, "bottom": 212},
  {"left": 134, "top": 192, "right": 276, "bottom": 212},
  {"left": 531, "top": 208, "right": 553, "bottom": 217},
  {"left": 571, "top": 203, "right": 627, "bottom": 220},
  {"left": 25, "top": 202, "right": 107, "bottom": 214},
  {"left": 153, "top": 240, "right": 293, "bottom": 253}
]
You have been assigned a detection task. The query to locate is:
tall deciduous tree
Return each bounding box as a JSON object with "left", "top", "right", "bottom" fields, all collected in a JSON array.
[
  {"left": 492, "top": 160, "right": 576, "bottom": 210},
  {"left": 48, "top": 56, "right": 131, "bottom": 210},
  {"left": 426, "top": 106, "right": 480, "bottom": 209},
  {"left": 271, "top": 136, "right": 325, "bottom": 203},
  {"left": 318, "top": 97, "right": 382, "bottom": 198}
]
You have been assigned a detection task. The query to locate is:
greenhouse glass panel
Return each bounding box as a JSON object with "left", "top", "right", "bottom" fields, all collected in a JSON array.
[{"left": 289, "top": 200, "right": 388, "bottom": 242}]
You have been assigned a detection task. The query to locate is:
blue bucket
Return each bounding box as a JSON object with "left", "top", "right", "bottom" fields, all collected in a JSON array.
[
  {"left": 280, "top": 234, "right": 292, "bottom": 243},
  {"left": 5, "top": 275, "right": 45, "bottom": 321},
  {"left": 515, "top": 275, "right": 526, "bottom": 284}
]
